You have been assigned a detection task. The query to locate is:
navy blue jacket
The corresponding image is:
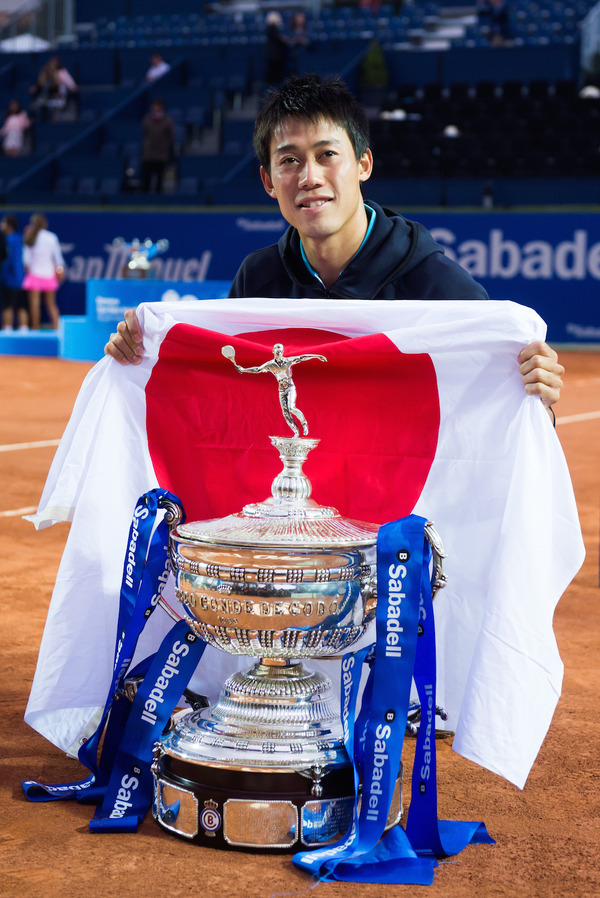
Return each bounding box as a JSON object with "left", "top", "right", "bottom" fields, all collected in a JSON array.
[{"left": 229, "top": 200, "right": 488, "bottom": 301}]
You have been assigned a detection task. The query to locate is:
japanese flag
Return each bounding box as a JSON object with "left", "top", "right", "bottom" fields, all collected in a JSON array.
[{"left": 26, "top": 298, "right": 584, "bottom": 789}]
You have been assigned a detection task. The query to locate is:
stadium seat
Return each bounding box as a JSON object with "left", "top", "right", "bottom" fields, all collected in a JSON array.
[
  {"left": 76, "top": 177, "right": 98, "bottom": 196},
  {"left": 100, "top": 177, "right": 120, "bottom": 196},
  {"left": 0, "top": 1, "right": 594, "bottom": 206},
  {"left": 54, "top": 175, "right": 74, "bottom": 194},
  {"left": 177, "top": 176, "right": 199, "bottom": 194},
  {"left": 100, "top": 141, "right": 119, "bottom": 156}
]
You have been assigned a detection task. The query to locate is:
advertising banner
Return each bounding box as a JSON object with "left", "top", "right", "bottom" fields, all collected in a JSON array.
[
  {"left": 13, "top": 209, "right": 599, "bottom": 343},
  {"left": 417, "top": 212, "right": 600, "bottom": 344}
]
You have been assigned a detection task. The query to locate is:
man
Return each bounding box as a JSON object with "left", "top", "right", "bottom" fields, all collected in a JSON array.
[
  {"left": 106, "top": 74, "right": 563, "bottom": 411},
  {"left": 0, "top": 214, "right": 26, "bottom": 331},
  {"left": 141, "top": 99, "right": 175, "bottom": 194},
  {"left": 264, "top": 11, "right": 289, "bottom": 85}
]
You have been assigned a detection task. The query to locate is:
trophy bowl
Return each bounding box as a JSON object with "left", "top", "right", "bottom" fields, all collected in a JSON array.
[
  {"left": 151, "top": 346, "right": 445, "bottom": 851},
  {"left": 169, "top": 437, "right": 379, "bottom": 660}
]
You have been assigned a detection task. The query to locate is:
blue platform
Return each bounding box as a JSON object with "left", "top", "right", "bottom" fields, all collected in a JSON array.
[
  {"left": 0, "top": 279, "right": 232, "bottom": 363},
  {"left": 0, "top": 330, "right": 61, "bottom": 357}
]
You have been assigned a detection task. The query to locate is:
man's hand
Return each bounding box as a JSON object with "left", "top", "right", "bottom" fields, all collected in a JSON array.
[
  {"left": 518, "top": 340, "right": 564, "bottom": 408},
  {"left": 104, "top": 308, "right": 144, "bottom": 365}
]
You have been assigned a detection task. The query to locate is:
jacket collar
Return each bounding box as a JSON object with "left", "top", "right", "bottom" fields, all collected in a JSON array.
[{"left": 277, "top": 199, "right": 437, "bottom": 299}]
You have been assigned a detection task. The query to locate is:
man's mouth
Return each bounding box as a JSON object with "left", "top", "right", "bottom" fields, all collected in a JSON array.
[{"left": 298, "top": 198, "right": 332, "bottom": 209}]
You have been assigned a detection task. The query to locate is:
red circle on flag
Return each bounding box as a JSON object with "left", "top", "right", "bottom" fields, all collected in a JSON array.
[{"left": 145, "top": 325, "right": 440, "bottom": 525}]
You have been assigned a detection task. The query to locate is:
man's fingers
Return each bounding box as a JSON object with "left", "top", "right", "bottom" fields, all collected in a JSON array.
[
  {"left": 518, "top": 341, "right": 564, "bottom": 378},
  {"left": 521, "top": 365, "right": 563, "bottom": 408},
  {"left": 104, "top": 333, "right": 143, "bottom": 364},
  {"left": 523, "top": 380, "right": 562, "bottom": 407},
  {"left": 124, "top": 307, "right": 144, "bottom": 343},
  {"left": 518, "top": 341, "right": 564, "bottom": 408},
  {"left": 519, "top": 352, "right": 564, "bottom": 379},
  {"left": 104, "top": 310, "right": 144, "bottom": 364},
  {"left": 104, "top": 334, "right": 128, "bottom": 364},
  {"left": 104, "top": 326, "right": 144, "bottom": 364},
  {"left": 518, "top": 339, "right": 558, "bottom": 365}
]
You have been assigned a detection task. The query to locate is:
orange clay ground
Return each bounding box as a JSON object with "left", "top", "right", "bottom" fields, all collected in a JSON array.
[{"left": 0, "top": 351, "right": 598, "bottom": 898}]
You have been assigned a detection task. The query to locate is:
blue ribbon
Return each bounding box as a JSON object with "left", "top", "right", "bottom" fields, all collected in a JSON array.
[
  {"left": 293, "top": 514, "right": 493, "bottom": 884},
  {"left": 89, "top": 620, "right": 205, "bottom": 832},
  {"left": 404, "top": 552, "right": 493, "bottom": 855},
  {"left": 22, "top": 489, "right": 206, "bottom": 833}
]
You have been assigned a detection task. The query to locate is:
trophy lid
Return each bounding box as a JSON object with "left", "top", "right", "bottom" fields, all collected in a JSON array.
[
  {"left": 175, "top": 508, "right": 379, "bottom": 550},
  {"left": 175, "top": 435, "right": 379, "bottom": 549},
  {"left": 174, "top": 344, "right": 380, "bottom": 549}
]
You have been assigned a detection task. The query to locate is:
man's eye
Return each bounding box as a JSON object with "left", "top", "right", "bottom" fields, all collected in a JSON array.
[{"left": 281, "top": 157, "right": 298, "bottom": 165}]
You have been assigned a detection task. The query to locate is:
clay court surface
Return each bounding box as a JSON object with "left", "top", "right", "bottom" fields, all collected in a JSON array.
[{"left": 1, "top": 350, "right": 599, "bottom": 898}]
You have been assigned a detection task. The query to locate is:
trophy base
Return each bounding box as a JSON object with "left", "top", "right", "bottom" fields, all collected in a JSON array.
[
  {"left": 153, "top": 754, "right": 362, "bottom": 850},
  {"left": 153, "top": 754, "right": 403, "bottom": 851},
  {"left": 151, "top": 658, "right": 402, "bottom": 850}
]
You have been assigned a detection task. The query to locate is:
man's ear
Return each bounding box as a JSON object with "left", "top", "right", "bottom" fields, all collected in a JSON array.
[
  {"left": 260, "top": 166, "right": 277, "bottom": 199},
  {"left": 358, "top": 148, "right": 373, "bottom": 183}
]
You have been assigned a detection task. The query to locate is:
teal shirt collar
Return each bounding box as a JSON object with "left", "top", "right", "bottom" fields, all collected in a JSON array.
[{"left": 300, "top": 203, "right": 376, "bottom": 285}]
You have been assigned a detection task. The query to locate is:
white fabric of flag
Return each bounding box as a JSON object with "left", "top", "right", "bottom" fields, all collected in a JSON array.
[{"left": 25, "top": 298, "right": 584, "bottom": 790}]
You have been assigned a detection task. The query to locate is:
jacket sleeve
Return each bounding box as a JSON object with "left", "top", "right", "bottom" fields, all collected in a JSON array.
[
  {"left": 406, "top": 252, "right": 489, "bottom": 300},
  {"left": 228, "top": 260, "right": 247, "bottom": 297}
]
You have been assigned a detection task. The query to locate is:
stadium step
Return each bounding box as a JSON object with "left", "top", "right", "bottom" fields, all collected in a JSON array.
[{"left": 0, "top": 330, "right": 60, "bottom": 357}]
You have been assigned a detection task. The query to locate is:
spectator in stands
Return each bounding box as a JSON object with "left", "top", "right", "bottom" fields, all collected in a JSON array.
[
  {"left": 0, "top": 100, "right": 31, "bottom": 157},
  {"left": 288, "top": 12, "right": 311, "bottom": 74},
  {"left": 145, "top": 52, "right": 171, "bottom": 84},
  {"left": 289, "top": 12, "right": 310, "bottom": 47},
  {"left": 141, "top": 99, "right": 175, "bottom": 194},
  {"left": 477, "top": 0, "right": 511, "bottom": 46},
  {"left": 265, "top": 11, "right": 289, "bottom": 85},
  {"left": 105, "top": 74, "right": 564, "bottom": 420},
  {"left": 477, "top": 0, "right": 492, "bottom": 24},
  {"left": 1, "top": 215, "right": 27, "bottom": 331},
  {"left": 29, "top": 56, "right": 78, "bottom": 120},
  {"left": 22, "top": 213, "right": 65, "bottom": 330}
]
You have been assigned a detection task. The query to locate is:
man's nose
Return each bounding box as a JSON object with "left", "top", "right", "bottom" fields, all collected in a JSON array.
[{"left": 298, "top": 159, "right": 322, "bottom": 187}]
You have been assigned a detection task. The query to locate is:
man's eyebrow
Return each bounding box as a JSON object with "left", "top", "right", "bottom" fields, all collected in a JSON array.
[{"left": 273, "top": 138, "right": 343, "bottom": 156}]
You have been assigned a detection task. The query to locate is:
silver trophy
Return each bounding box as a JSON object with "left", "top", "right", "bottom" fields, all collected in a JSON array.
[
  {"left": 152, "top": 345, "right": 445, "bottom": 850},
  {"left": 112, "top": 237, "right": 170, "bottom": 279}
]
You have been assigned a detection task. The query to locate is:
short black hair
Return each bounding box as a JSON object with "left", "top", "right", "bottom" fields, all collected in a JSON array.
[
  {"left": 253, "top": 74, "right": 370, "bottom": 173},
  {"left": 2, "top": 214, "right": 18, "bottom": 232}
]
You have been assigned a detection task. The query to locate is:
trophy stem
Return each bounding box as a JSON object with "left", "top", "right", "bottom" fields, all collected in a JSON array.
[
  {"left": 216, "top": 658, "right": 336, "bottom": 722},
  {"left": 270, "top": 436, "right": 319, "bottom": 504},
  {"left": 161, "top": 657, "right": 345, "bottom": 759}
]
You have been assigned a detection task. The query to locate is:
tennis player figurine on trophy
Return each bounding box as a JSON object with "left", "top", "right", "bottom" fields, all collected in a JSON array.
[
  {"left": 151, "top": 344, "right": 445, "bottom": 851},
  {"left": 221, "top": 342, "right": 326, "bottom": 437}
]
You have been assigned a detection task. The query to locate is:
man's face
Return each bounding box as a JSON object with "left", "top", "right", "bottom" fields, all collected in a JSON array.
[{"left": 260, "top": 118, "right": 372, "bottom": 245}]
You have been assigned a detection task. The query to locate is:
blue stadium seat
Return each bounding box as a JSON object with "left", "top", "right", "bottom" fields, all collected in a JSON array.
[
  {"left": 100, "top": 176, "right": 120, "bottom": 196},
  {"left": 54, "top": 175, "right": 74, "bottom": 194},
  {"left": 100, "top": 141, "right": 119, "bottom": 156},
  {"left": 76, "top": 176, "right": 98, "bottom": 196},
  {"left": 0, "top": 2, "right": 592, "bottom": 206},
  {"left": 177, "top": 175, "right": 199, "bottom": 194}
]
